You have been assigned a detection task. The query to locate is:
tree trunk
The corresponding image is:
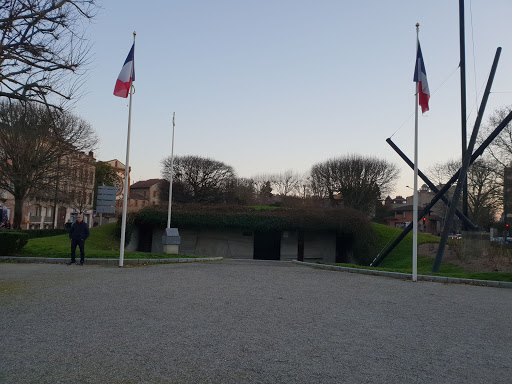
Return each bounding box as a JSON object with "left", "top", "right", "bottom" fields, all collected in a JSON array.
[{"left": 13, "top": 196, "right": 25, "bottom": 230}]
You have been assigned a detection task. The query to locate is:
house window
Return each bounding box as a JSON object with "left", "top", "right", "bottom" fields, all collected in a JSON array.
[
  {"left": 35, "top": 206, "right": 41, "bottom": 216},
  {"left": 153, "top": 191, "right": 157, "bottom": 198},
  {"left": 402, "top": 211, "right": 406, "bottom": 218}
]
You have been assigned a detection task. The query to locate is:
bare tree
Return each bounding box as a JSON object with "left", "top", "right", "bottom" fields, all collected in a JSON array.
[
  {"left": 428, "top": 158, "right": 502, "bottom": 229},
  {"left": 273, "top": 170, "right": 301, "bottom": 196},
  {"left": 252, "top": 173, "right": 274, "bottom": 192},
  {"left": 310, "top": 160, "right": 336, "bottom": 200},
  {"left": 468, "top": 161, "right": 502, "bottom": 229},
  {"left": 310, "top": 154, "right": 400, "bottom": 215},
  {"left": 0, "top": 101, "right": 97, "bottom": 228},
  {"left": 161, "top": 155, "right": 236, "bottom": 204},
  {"left": 251, "top": 171, "right": 301, "bottom": 197},
  {"left": 63, "top": 151, "right": 95, "bottom": 213},
  {"left": 0, "top": 0, "right": 97, "bottom": 109},
  {"left": 480, "top": 105, "right": 512, "bottom": 168},
  {"left": 297, "top": 173, "right": 312, "bottom": 199},
  {"left": 225, "top": 177, "right": 255, "bottom": 205},
  {"left": 251, "top": 173, "right": 275, "bottom": 204}
]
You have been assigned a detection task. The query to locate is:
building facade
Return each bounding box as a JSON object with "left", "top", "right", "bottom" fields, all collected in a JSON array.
[
  {"left": 2, "top": 150, "right": 96, "bottom": 229},
  {"left": 126, "top": 179, "right": 164, "bottom": 212},
  {"left": 384, "top": 184, "right": 445, "bottom": 235}
]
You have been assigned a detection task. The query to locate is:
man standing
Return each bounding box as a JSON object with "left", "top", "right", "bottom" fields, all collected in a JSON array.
[{"left": 68, "top": 214, "right": 90, "bottom": 265}]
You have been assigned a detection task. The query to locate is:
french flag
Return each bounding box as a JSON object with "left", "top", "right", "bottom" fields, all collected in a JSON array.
[
  {"left": 113, "top": 44, "right": 135, "bottom": 98},
  {"left": 413, "top": 41, "right": 429, "bottom": 113}
]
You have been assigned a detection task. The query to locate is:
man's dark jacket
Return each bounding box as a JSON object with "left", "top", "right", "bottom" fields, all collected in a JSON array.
[{"left": 69, "top": 221, "right": 90, "bottom": 241}]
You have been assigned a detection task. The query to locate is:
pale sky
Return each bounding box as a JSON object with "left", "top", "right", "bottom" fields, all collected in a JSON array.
[{"left": 74, "top": 1, "right": 512, "bottom": 198}]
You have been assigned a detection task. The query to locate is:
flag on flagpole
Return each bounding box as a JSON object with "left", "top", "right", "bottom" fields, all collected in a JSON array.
[
  {"left": 113, "top": 44, "right": 135, "bottom": 98},
  {"left": 413, "top": 42, "right": 430, "bottom": 113}
]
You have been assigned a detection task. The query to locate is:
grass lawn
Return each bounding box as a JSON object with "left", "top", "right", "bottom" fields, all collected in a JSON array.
[
  {"left": 20, "top": 223, "right": 195, "bottom": 259},
  {"left": 327, "top": 223, "right": 512, "bottom": 282}
]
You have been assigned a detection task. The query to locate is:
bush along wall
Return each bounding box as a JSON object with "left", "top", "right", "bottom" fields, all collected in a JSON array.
[
  {"left": 126, "top": 205, "right": 378, "bottom": 265},
  {"left": 0, "top": 231, "right": 29, "bottom": 255},
  {"left": 19, "top": 228, "right": 68, "bottom": 239},
  {"left": 115, "top": 212, "right": 137, "bottom": 246}
]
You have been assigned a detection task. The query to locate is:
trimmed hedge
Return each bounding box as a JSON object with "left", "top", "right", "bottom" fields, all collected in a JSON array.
[
  {"left": 122, "top": 205, "right": 378, "bottom": 265},
  {"left": 0, "top": 231, "right": 29, "bottom": 255},
  {"left": 115, "top": 219, "right": 134, "bottom": 246},
  {"left": 19, "top": 229, "right": 68, "bottom": 239}
]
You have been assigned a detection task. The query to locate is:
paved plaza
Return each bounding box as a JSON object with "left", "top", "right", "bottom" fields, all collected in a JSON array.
[{"left": 1, "top": 260, "right": 511, "bottom": 383}]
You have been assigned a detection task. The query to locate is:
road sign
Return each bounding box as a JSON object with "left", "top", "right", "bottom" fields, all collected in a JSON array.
[{"left": 96, "top": 185, "right": 116, "bottom": 214}]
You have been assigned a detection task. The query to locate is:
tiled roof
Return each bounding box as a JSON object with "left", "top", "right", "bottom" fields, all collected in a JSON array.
[
  {"left": 130, "top": 178, "right": 164, "bottom": 189},
  {"left": 129, "top": 192, "right": 147, "bottom": 200}
]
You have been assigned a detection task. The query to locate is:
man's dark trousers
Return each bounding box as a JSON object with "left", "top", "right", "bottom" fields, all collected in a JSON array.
[{"left": 71, "top": 239, "right": 85, "bottom": 264}]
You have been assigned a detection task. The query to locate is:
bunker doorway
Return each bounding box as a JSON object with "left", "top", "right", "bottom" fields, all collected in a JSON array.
[
  {"left": 335, "top": 234, "right": 353, "bottom": 264},
  {"left": 138, "top": 225, "right": 153, "bottom": 252},
  {"left": 254, "top": 231, "right": 281, "bottom": 260}
]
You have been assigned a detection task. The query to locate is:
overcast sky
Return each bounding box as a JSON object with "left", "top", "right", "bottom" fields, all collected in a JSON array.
[{"left": 74, "top": 0, "right": 512, "bottom": 198}]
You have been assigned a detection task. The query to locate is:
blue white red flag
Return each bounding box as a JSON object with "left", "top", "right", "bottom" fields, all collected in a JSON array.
[
  {"left": 114, "top": 44, "right": 135, "bottom": 98},
  {"left": 413, "top": 42, "right": 429, "bottom": 113}
]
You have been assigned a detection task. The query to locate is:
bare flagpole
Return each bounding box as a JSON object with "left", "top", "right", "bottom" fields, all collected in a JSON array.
[
  {"left": 167, "top": 112, "right": 175, "bottom": 228},
  {"left": 119, "top": 31, "right": 136, "bottom": 267},
  {"left": 412, "top": 24, "right": 420, "bottom": 282}
]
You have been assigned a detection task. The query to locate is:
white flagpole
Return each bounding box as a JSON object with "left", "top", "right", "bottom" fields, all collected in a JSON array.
[
  {"left": 413, "top": 24, "right": 420, "bottom": 281},
  {"left": 119, "top": 31, "right": 136, "bottom": 267},
  {"left": 167, "top": 112, "right": 175, "bottom": 228}
]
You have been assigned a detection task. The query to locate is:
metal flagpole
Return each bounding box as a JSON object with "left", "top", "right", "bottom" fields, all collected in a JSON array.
[
  {"left": 412, "top": 24, "right": 420, "bottom": 282},
  {"left": 459, "top": 0, "right": 468, "bottom": 222},
  {"left": 167, "top": 112, "right": 175, "bottom": 228},
  {"left": 119, "top": 31, "right": 136, "bottom": 267}
]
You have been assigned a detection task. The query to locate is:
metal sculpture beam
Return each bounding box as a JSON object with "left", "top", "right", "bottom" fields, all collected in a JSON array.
[
  {"left": 371, "top": 107, "right": 512, "bottom": 267},
  {"left": 432, "top": 47, "right": 502, "bottom": 272},
  {"left": 371, "top": 47, "right": 505, "bottom": 269},
  {"left": 386, "top": 138, "right": 477, "bottom": 231}
]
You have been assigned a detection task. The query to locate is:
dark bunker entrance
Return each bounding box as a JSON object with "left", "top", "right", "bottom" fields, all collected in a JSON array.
[{"left": 253, "top": 231, "right": 281, "bottom": 260}]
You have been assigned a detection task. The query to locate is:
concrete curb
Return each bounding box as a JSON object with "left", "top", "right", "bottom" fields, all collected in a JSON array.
[
  {"left": 0, "top": 256, "right": 223, "bottom": 265},
  {"left": 291, "top": 260, "right": 512, "bottom": 289}
]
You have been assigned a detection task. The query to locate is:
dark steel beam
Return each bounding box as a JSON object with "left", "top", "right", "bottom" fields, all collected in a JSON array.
[
  {"left": 371, "top": 104, "right": 512, "bottom": 267},
  {"left": 386, "top": 138, "right": 477, "bottom": 230},
  {"left": 432, "top": 47, "right": 502, "bottom": 272}
]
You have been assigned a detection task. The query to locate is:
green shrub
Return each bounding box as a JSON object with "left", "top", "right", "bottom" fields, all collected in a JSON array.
[
  {"left": 19, "top": 229, "right": 68, "bottom": 239},
  {"left": 115, "top": 213, "right": 135, "bottom": 246},
  {"left": 0, "top": 231, "right": 29, "bottom": 255}
]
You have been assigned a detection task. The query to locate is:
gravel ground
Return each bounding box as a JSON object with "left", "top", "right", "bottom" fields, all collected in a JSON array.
[{"left": 1, "top": 260, "right": 511, "bottom": 383}]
